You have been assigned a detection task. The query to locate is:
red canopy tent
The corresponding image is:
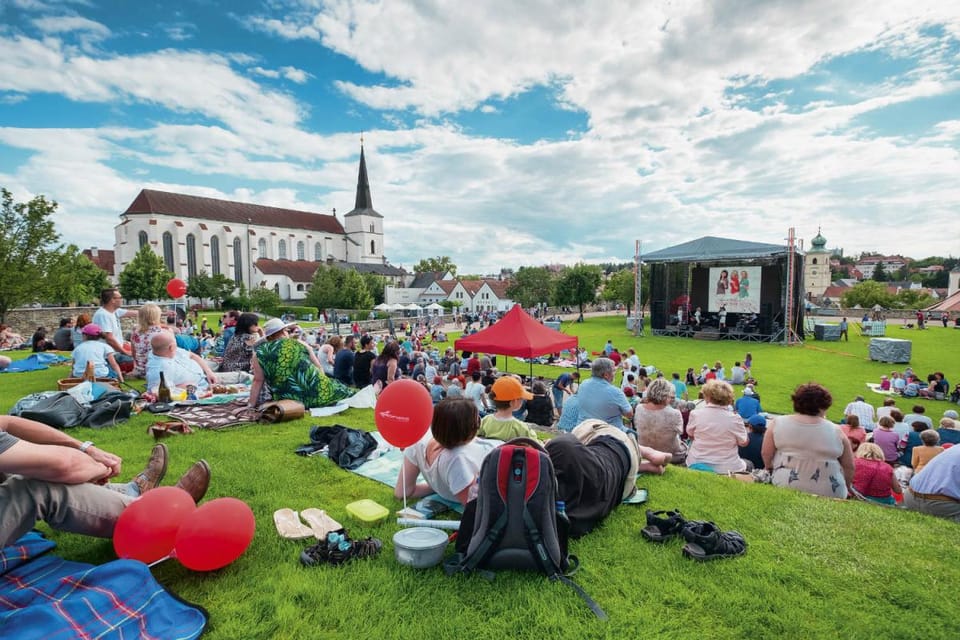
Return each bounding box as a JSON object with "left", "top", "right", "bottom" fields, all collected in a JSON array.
[{"left": 454, "top": 306, "right": 578, "bottom": 375}]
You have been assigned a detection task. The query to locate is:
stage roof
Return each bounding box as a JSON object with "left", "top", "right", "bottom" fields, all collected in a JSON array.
[{"left": 643, "top": 236, "right": 795, "bottom": 264}]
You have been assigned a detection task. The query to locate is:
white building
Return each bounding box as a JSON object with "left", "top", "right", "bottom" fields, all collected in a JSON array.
[
  {"left": 112, "top": 146, "right": 405, "bottom": 299},
  {"left": 385, "top": 271, "right": 514, "bottom": 312},
  {"left": 804, "top": 229, "right": 831, "bottom": 299}
]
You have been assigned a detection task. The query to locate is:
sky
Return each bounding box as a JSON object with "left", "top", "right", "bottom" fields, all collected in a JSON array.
[{"left": 1, "top": 0, "right": 959, "bottom": 275}]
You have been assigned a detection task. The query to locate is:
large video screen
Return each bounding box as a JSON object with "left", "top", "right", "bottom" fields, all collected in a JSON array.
[{"left": 708, "top": 266, "right": 761, "bottom": 313}]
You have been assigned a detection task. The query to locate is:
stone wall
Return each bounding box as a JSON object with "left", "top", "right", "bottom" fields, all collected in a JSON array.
[{"left": 3, "top": 307, "right": 137, "bottom": 337}]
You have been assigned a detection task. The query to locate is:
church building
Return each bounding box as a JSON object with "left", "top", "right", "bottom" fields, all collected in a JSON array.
[
  {"left": 112, "top": 145, "right": 406, "bottom": 300},
  {"left": 803, "top": 228, "right": 831, "bottom": 300}
]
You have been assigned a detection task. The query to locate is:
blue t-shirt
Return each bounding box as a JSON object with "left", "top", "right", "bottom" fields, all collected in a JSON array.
[
  {"left": 556, "top": 395, "right": 581, "bottom": 432},
  {"left": 333, "top": 348, "right": 355, "bottom": 386},
  {"left": 577, "top": 377, "right": 631, "bottom": 428},
  {"left": 554, "top": 373, "right": 573, "bottom": 390},
  {"left": 671, "top": 379, "right": 687, "bottom": 399},
  {"left": 735, "top": 395, "right": 762, "bottom": 419}
]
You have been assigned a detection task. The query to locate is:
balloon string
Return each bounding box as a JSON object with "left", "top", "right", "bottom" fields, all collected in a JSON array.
[
  {"left": 148, "top": 554, "right": 172, "bottom": 568},
  {"left": 401, "top": 446, "right": 408, "bottom": 512}
]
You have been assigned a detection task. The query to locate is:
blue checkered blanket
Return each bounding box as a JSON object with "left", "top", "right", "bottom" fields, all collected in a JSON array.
[{"left": 0, "top": 531, "right": 207, "bottom": 640}]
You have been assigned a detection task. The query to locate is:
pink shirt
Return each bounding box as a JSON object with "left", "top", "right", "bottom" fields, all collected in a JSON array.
[
  {"left": 853, "top": 458, "right": 893, "bottom": 498},
  {"left": 686, "top": 404, "right": 749, "bottom": 473}
]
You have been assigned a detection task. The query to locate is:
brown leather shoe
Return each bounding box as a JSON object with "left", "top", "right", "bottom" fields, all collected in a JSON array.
[
  {"left": 132, "top": 443, "right": 169, "bottom": 495},
  {"left": 175, "top": 459, "right": 211, "bottom": 503}
]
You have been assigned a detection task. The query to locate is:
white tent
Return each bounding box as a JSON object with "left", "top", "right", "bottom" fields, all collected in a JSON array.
[
  {"left": 405, "top": 303, "right": 422, "bottom": 311},
  {"left": 425, "top": 302, "right": 445, "bottom": 311},
  {"left": 374, "top": 303, "right": 392, "bottom": 310}
]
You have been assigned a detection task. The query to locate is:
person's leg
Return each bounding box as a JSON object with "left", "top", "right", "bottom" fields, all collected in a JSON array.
[{"left": 0, "top": 476, "right": 133, "bottom": 548}]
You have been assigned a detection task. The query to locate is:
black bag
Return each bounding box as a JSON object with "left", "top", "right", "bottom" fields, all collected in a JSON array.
[
  {"left": 446, "top": 438, "right": 606, "bottom": 619},
  {"left": 83, "top": 391, "right": 134, "bottom": 428},
  {"left": 18, "top": 393, "right": 85, "bottom": 429}
]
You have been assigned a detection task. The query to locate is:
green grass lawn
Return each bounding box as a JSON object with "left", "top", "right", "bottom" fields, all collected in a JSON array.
[{"left": 3, "top": 318, "right": 959, "bottom": 639}]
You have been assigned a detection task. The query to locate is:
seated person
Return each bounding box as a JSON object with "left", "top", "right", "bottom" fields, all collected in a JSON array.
[
  {"left": 938, "top": 412, "right": 960, "bottom": 446},
  {"left": 145, "top": 331, "right": 217, "bottom": 393},
  {"left": 478, "top": 377, "right": 538, "bottom": 441},
  {"left": 872, "top": 416, "right": 901, "bottom": 464},
  {"left": 524, "top": 381, "right": 554, "bottom": 427},
  {"left": 31, "top": 327, "right": 55, "bottom": 352},
  {"left": 430, "top": 376, "right": 447, "bottom": 405},
  {"left": 734, "top": 385, "right": 762, "bottom": 419},
  {"left": 840, "top": 415, "right": 867, "bottom": 452},
  {"left": 555, "top": 394, "right": 581, "bottom": 432},
  {"left": 0, "top": 415, "right": 211, "bottom": 548},
  {"left": 903, "top": 443, "right": 960, "bottom": 522},
  {"left": 71, "top": 324, "right": 123, "bottom": 382},
  {"left": 738, "top": 414, "right": 767, "bottom": 470},
  {"left": 852, "top": 443, "right": 901, "bottom": 505},
  {"left": 911, "top": 430, "right": 944, "bottom": 474},
  {"left": 395, "top": 397, "right": 502, "bottom": 505},
  {"left": 898, "top": 421, "right": 929, "bottom": 467}
]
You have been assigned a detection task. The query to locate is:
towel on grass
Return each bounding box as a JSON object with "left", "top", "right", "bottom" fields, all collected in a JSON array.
[
  {"left": 0, "top": 353, "right": 69, "bottom": 373},
  {"left": 0, "top": 531, "right": 207, "bottom": 640},
  {"left": 866, "top": 383, "right": 897, "bottom": 396}
]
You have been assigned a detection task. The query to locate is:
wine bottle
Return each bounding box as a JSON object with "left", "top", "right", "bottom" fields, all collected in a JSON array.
[{"left": 158, "top": 371, "right": 172, "bottom": 403}]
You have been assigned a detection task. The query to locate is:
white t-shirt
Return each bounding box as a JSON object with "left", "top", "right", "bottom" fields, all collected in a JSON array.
[
  {"left": 145, "top": 347, "right": 207, "bottom": 392},
  {"left": 464, "top": 381, "right": 487, "bottom": 413},
  {"left": 403, "top": 436, "right": 499, "bottom": 502},
  {"left": 72, "top": 340, "right": 115, "bottom": 377},
  {"left": 92, "top": 307, "right": 129, "bottom": 343}
]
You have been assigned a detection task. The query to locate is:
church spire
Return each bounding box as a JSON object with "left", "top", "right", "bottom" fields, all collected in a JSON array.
[{"left": 345, "top": 140, "right": 382, "bottom": 218}]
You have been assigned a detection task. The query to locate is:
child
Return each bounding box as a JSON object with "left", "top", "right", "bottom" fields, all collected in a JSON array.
[
  {"left": 852, "top": 443, "right": 901, "bottom": 505},
  {"left": 744, "top": 352, "right": 753, "bottom": 373},
  {"left": 872, "top": 416, "right": 900, "bottom": 464},
  {"left": 737, "top": 414, "right": 766, "bottom": 470},
  {"left": 478, "top": 377, "right": 538, "bottom": 441},
  {"left": 911, "top": 430, "right": 944, "bottom": 474},
  {"left": 429, "top": 376, "right": 446, "bottom": 405},
  {"left": 879, "top": 375, "right": 890, "bottom": 391},
  {"left": 71, "top": 324, "right": 123, "bottom": 381},
  {"left": 898, "top": 421, "right": 928, "bottom": 467},
  {"left": 623, "top": 386, "right": 638, "bottom": 409}
]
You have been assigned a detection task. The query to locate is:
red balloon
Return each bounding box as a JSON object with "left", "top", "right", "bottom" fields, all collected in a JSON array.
[
  {"left": 375, "top": 378, "right": 433, "bottom": 448},
  {"left": 174, "top": 498, "right": 255, "bottom": 571},
  {"left": 113, "top": 487, "right": 196, "bottom": 564},
  {"left": 166, "top": 278, "right": 187, "bottom": 298}
]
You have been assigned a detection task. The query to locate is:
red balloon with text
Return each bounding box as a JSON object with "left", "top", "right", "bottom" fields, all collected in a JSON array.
[{"left": 375, "top": 378, "right": 433, "bottom": 448}]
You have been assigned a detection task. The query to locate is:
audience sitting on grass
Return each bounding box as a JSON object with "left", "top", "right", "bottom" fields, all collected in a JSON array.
[
  {"left": 840, "top": 415, "right": 867, "bottom": 452},
  {"left": 738, "top": 414, "right": 766, "bottom": 470},
  {"left": 876, "top": 397, "right": 898, "bottom": 421},
  {"left": 735, "top": 384, "right": 762, "bottom": 419},
  {"left": 904, "top": 442, "right": 960, "bottom": 522},
  {"left": 872, "top": 416, "right": 901, "bottom": 464},
  {"left": 909, "top": 430, "right": 943, "bottom": 473},
  {"left": 762, "top": 382, "right": 854, "bottom": 499},
  {"left": 844, "top": 395, "right": 876, "bottom": 432},
  {"left": 524, "top": 381, "right": 554, "bottom": 428},
  {"left": 633, "top": 377, "right": 687, "bottom": 465},
  {"left": 477, "top": 377, "right": 539, "bottom": 441},
  {"left": 902, "top": 405, "right": 933, "bottom": 430}
]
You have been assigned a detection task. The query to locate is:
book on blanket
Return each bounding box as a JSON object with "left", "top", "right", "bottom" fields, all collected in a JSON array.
[{"left": 397, "top": 496, "right": 460, "bottom": 519}]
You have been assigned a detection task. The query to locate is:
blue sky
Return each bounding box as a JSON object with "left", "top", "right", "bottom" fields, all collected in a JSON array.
[{"left": 1, "top": 0, "right": 958, "bottom": 274}]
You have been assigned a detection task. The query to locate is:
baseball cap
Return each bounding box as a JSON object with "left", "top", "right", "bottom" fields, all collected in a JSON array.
[
  {"left": 491, "top": 377, "right": 533, "bottom": 401},
  {"left": 81, "top": 324, "right": 102, "bottom": 337}
]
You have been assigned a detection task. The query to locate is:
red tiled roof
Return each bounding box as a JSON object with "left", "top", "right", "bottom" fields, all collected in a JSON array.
[
  {"left": 255, "top": 259, "right": 320, "bottom": 282},
  {"left": 484, "top": 278, "right": 510, "bottom": 298},
  {"left": 83, "top": 249, "right": 115, "bottom": 276},
  {"left": 437, "top": 280, "right": 458, "bottom": 294},
  {"left": 124, "top": 189, "right": 345, "bottom": 234}
]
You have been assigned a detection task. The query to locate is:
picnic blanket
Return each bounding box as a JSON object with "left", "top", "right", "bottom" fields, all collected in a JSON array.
[
  {"left": 163, "top": 399, "right": 258, "bottom": 430},
  {"left": 0, "top": 531, "right": 207, "bottom": 640},
  {"left": 866, "top": 383, "right": 897, "bottom": 396},
  {"left": 0, "top": 353, "right": 69, "bottom": 373}
]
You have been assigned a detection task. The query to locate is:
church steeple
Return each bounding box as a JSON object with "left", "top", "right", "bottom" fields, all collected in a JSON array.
[{"left": 345, "top": 142, "right": 382, "bottom": 218}]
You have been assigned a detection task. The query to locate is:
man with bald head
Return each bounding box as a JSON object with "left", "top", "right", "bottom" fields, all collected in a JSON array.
[{"left": 145, "top": 331, "right": 218, "bottom": 394}]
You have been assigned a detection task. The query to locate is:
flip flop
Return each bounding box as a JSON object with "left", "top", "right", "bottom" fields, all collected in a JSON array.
[
  {"left": 301, "top": 508, "right": 344, "bottom": 540},
  {"left": 273, "top": 508, "right": 315, "bottom": 540}
]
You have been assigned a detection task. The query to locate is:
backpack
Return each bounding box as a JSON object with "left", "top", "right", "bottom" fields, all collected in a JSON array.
[{"left": 446, "top": 438, "right": 607, "bottom": 619}]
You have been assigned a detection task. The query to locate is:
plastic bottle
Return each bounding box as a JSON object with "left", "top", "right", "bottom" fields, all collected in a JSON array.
[
  {"left": 157, "top": 371, "right": 172, "bottom": 403},
  {"left": 556, "top": 500, "right": 570, "bottom": 530}
]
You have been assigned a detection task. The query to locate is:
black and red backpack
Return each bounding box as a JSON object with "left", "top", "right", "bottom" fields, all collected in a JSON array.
[{"left": 446, "top": 438, "right": 606, "bottom": 619}]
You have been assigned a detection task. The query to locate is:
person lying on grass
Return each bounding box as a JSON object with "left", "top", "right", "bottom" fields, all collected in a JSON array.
[{"left": 0, "top": 415, "right": 210, "bottom": 548}]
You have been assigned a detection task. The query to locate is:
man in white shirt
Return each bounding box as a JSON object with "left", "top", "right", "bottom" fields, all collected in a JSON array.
[
  {"left": 146, "top": 332, "right": 217, "bottom": 393},
  {"left": 843, "top": 396, "right": 876, "bottom": 431},
  {"left": 876, "top": 397, "right": 898, "bottom": 421},
  {"left": 92, "top": 288, "right": 137, "bottom": 365},
  {"left": 729, "top": 361, "right": 747, "bottom": 385},
  {"left": 464, "top": 371, "right": 489, "bottom": 414}
]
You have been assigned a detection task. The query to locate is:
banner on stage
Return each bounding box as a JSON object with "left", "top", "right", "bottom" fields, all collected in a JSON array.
[{"left": 708, "top": 266, "right": 761, "bottom": 313}]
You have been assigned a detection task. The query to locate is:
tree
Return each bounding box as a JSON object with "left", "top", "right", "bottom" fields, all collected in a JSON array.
[
  {"left": 0, "top": 188, "right": 62, "bottom": 320},
  {"left": 506, "top": 266, "right": 556, "bottom": 309},
  {"left": 249, "top": 286, "right": 281, "bottom": 314},
  {"left": 602, "top": 269, "right": 635, "bottom": 315},
  {"left": 872, "top": 261, "right": 887, "bottom": 282},
  {"left": 304, "top": 265, "right": 373, "bottom": 310},
  {"left": 46, "top": 245, "right": 110, "bottom": 306},
  {"left": 555, "top": 263, "right": 602, "bottom": 320},
  {"left": 209, "top": 274, "right": 238, "bottom": 308},
  {"left": 895, "top": 289, "right": 936, "bottom": 310},
  {"left": 840, "top": 280, "right": 896, "bottom": 309},
  {"left": 413, "top": 256, "right": 457, "bottom": 276},
  {"left": 187, "top": 271, "right": 216, "bottom": 307},
  {"left": 118, "top": 245, "right": 173, "bottom": 302},
  {"left": 361, "top": 272, "right": 387, "bottom": 305}
]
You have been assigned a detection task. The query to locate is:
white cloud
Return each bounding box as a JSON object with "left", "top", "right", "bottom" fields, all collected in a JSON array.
[{"left": 31, "top": 15, "right": 109, "bottom": 38}]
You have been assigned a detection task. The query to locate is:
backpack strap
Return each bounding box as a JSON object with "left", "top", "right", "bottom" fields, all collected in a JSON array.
[
  {"left": 459, "top": 508, "right": 509, "bottom": 573},
  {"left": 521, "top": 506, "right": 607, "bottom": 620}
]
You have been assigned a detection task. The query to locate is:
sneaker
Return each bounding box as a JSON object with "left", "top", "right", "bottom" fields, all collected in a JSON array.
[
  {"left": 132, "top": 443, "right": 169, "bottom": 495},
  {"left": 174, "top": 459, "right": 211, "bottom": 503},
  {"left": 681, "top": 521, "right": 747, "bottom": 561}
]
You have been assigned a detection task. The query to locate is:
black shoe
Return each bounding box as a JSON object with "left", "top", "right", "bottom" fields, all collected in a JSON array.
[
  {"left": 681, "top": 521, "right": 747, "bottom": 561},
  {"left": 300, "top": 530, "right": 382, "bottom": 567},
  {"left": 641, "top": 509, "right": 686, "bottom": 542}
]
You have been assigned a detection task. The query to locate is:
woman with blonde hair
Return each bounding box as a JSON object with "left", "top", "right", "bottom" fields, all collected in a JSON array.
[
  {"left": 685, "top": 380, "right": 749, "bottom": 473},
  {"left": 130, "top": 303, "right": 165, "bottom": 378},
  {"left": 318, "top": 335, "right": 341, "bottom": 377},
  {"left": 852, "top": 443, "right": 901, "bottom": 505},
  {"left": 634, "top": 377, "right": 687, "bottom": 464}
]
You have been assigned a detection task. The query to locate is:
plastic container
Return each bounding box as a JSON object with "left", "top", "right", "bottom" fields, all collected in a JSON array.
[
  {"left": 345, "top": 499, "right": 389, "bottom": 523},
  {"left": 393, "top": 527, "right": 449, "bottom": 568}
]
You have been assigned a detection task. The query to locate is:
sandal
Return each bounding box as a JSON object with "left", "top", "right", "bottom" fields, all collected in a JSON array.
[
  {"left": 273, "top": 508, "right": 316, "bottom": 540},
  {"left": 640, "top": 509, "right": 686, "bottom": 542},
  {"left": 680, "top": 521, "right": 747, "bottom": 561},
  {"left": 300, "top": 530, "right": 382, "bottom": 567}
]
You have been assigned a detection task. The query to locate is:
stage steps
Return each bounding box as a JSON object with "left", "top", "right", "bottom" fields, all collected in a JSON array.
[{"left": 692, "top": 331, "right": 721, "bottom": 341}]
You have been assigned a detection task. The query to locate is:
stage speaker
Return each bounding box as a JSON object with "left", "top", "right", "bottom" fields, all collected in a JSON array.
[
  {"left": 761, "top": 303, "right": 773, "bottom": 334},
  {"left": 651, "top": 300, "right": 666, "bottom": 330}
]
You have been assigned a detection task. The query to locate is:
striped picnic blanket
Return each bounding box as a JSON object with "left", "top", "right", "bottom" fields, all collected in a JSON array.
[{"left": 0, "top": 531, "right": 207, "bottom": 640}]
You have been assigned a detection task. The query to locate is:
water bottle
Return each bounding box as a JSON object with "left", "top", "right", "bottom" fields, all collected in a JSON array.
[{"left": 556, "top": 500, "right": 570, "bottom": 530}]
